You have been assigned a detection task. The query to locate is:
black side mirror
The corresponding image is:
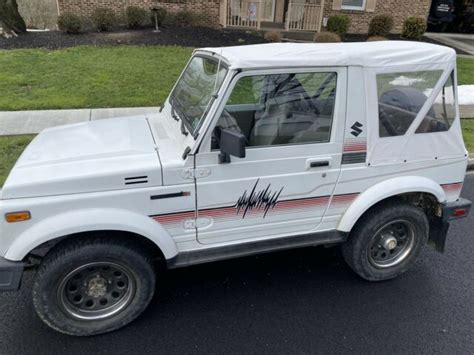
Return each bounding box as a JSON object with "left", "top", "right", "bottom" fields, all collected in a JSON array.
[{"left": 219, "top": 129, "right": 246, "bottom": 164}]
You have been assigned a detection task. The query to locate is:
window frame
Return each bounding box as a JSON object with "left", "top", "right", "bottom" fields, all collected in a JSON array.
[
  {"left": 341, "top": 0, "right": 366, "bottom": 11},
  {"left": 206, "top": 67, "right": 341, "bottom": 152}
]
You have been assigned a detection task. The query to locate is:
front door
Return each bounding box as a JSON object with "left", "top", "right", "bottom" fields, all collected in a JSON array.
[
  {"left": 195, "top": 68, "right": 347, "bottom": 245},
  {"left": 262, "top": 0, "right": 276, "bottom": 21}
]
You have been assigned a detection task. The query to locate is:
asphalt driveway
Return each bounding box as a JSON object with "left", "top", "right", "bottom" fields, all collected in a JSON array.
[{"left": 0, "top": 175, "right": 473, "bottom": 354}]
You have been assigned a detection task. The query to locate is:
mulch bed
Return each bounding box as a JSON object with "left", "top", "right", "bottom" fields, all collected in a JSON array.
[
  {"left": 1, "top": 26, "right": 469, "bottom": 55},
  {"left": 0, "top": 26, "right": 267, "bottom": 50}
]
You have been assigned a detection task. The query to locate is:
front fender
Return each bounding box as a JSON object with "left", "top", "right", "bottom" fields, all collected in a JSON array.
[
  {"left": 337, "top": 176, "right": 446, "bottom": 233},
  {"left": 5, "top": 208, "right": 178, "bottom": 261}
]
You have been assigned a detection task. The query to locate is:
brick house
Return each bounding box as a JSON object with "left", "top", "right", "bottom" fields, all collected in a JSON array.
[{"left": 57, "top": 0, "right": 432, "bottom": 33}]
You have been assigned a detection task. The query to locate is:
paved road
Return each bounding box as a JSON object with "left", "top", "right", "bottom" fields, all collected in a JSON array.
[{"left": 1, "top": 177, "right": 473, "bottom": 354}]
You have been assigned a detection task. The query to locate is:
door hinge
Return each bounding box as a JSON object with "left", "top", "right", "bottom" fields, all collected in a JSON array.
[
  {"left": 184, "top": 217, "right": 212, "bottom": 229},
  {"left": 182, "top": 168, "right": 211, "bottom": 180}
]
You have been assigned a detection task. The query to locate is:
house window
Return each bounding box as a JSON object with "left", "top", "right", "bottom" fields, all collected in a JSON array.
[{"left": 341, "top": 0, "right": 366, "bottom": 10}]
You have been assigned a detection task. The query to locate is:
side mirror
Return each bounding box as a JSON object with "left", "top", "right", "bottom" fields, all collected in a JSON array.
[{"left": 219, "top": 129, "right": 246, "bottom": 164}]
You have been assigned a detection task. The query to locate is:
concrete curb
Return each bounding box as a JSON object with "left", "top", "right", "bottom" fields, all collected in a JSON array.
[{"left": 0, "top": 107, "right": 160, "bottom": 136}]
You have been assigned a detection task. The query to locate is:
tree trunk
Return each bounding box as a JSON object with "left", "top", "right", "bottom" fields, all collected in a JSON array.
[{"left": 0, "top": 0, "right": 27, "bottom": 35}]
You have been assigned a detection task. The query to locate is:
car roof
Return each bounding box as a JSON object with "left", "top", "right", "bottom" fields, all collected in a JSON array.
[{"left": 198, "top": 41, "right": 456, "bottom": 70}]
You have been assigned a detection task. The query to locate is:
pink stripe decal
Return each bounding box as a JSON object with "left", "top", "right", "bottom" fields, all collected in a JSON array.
[
  {"left": 151, "top": 193, "right": 360, "bottom": 227},
  {"left": 343, "top": 138, "right": 367, "bottom": 153}
]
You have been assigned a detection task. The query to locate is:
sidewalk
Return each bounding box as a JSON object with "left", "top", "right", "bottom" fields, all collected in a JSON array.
[
  {"left": 425, "top": 33, "right": 474, "bottom": 56},
  {"left": 0, "top": 107, "right": 160, "bottom": 136}
]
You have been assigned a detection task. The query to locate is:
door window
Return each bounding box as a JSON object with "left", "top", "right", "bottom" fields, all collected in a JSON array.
[{"left": 213, "top": 72, "right": 337, "bottom": 149}]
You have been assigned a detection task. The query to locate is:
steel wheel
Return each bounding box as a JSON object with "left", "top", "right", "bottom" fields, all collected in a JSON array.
[
  {"left": 58, "top": 262, "right": 136, "bottom": 320},
  {"left": 368, "top": 219, "right": 416, "bottom": 268}
]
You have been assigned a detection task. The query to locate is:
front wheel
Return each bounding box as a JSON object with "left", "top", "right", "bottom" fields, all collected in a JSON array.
[
  {"left": 32, "top": 236, "right": 156, "bottom": 336},
  {"left": 342, "top": 201, "right": 429, "bottom": 281}
]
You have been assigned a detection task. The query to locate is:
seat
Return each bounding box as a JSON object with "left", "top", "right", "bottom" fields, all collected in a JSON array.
[{"left": 249, "top": 75, "right": 317, "bottom": 146}]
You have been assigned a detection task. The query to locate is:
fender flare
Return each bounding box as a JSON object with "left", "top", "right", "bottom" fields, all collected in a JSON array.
[
  {"left": 5, "top": 208, "right": 178, "bottom": 261},
  {"left": 337, "top": 176, "right": 446, "bottom": 233}
]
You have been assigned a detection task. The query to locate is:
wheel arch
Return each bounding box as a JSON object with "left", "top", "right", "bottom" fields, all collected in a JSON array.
[
  {"left": 4, "top": 208, "right": 178, "bottom": 261},
  {"left": 337, "top": 176, "right": 446, "bottom": 233}
]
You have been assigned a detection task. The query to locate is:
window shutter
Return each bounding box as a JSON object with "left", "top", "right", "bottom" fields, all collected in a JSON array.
[
  {"left": 332, "top": 0, "right": 342, "bottom": 10},
  {"left": 365, "top": 0, "right": 377, "bottom": 12}
]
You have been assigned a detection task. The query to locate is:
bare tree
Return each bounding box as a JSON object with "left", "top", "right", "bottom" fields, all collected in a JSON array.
[{"left": 0, "top": 0, "right": 27, "bottom": 36}]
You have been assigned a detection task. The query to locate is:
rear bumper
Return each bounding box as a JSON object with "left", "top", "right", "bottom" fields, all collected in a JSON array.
[
  {"left": 442, "top": 197, "right": 471, "bottom": 222},
  {"left": 0, "top": 257, "right": 24, "bottom": 291}
]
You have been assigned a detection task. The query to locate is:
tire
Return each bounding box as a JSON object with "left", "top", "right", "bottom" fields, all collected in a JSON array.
[
  {"left": 342, "top": 201, "right": 429, "bottom": 282},
  {"left": 32, "top": 236, "right": 156, "bottom": 336}
]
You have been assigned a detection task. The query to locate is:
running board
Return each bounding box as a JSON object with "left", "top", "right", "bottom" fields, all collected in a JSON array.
[{"left": 167, "top": 231, "right": 348, "bottom": 269}]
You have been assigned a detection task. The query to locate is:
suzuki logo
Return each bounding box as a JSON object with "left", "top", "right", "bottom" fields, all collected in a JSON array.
[{"left": 350, "top": 121, "right": 363, "bottom": 137}]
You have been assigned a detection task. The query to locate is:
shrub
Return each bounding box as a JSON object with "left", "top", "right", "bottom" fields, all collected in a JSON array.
[
  {"left": 368, "top": 14, "right": 393, "bottom": 37},
  {"left": 150, "top": 8, "right": 167, "bottom": 27},
  {"left": 173, "top": 10, "right": 197, "bottom": 27},
  {"left": 57, "top": 13, "right": 82, "bottom": 34},
  {"left": 91, "top": 7, "right": 115, "bottom": 32},
  {"left": 126, "top": 6, "right": 147, "bottom": 29},
  {"left": 314, "top": 31, "right": 341, "bottom": 43},
  {"left": 327, "top": 14, "right": 350, "bottom": 36},
  {"left": 367, "top": 35, "right": 387, "bottom": 41},
  {"left": 264, "top": 30, "right": 282, "bottom": 42},
  {"left": 402, "top": 17, "right": 427, "bottom": 40}
]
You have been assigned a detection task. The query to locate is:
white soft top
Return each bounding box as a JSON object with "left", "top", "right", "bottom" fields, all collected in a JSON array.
[{"left": 199, "top": 41, "right": 456, "bottom": 69}]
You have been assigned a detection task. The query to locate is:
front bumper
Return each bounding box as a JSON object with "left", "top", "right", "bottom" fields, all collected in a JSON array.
[{"left": 0, "top": 257, "right": 24, "bottom": 291}]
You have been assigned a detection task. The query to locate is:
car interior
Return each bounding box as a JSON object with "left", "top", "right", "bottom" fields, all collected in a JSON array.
[{"left": 211, "top": 72, "right": 337, "bottom": 150}]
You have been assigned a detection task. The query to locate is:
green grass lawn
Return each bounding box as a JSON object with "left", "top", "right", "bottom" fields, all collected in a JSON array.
[
  {"left": 457, "top": 57, "right": 474, "bottom": 86},
  {"left": 0, "top": 46, "right": 193, "bottom": 111},
  {"left": 0, "top": 135, "right": 34, "bottom": 186},
  {"left": 0, "top": 47, "right": 472, "bottom": 111},
  {"left": 461, "top": 119, "right": 474, "bottom": 153}
]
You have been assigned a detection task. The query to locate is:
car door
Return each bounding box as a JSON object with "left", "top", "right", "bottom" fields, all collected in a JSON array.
[{"left": 194, "top": 67, "right": 347, "bottom": 245}]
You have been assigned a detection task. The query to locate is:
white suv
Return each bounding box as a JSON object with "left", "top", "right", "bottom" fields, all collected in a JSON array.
[{"left": 0, "top": 41, "right": 470, "bottom": 336}]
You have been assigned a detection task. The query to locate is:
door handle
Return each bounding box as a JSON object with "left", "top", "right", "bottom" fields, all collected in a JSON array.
[{"left": 310, "top": 161, "right": 330, "bottom": 168}]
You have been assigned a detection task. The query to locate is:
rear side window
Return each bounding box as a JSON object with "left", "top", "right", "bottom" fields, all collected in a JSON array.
[
  {"left": 416, "top": 71, "right": 455, "bottom": 134},
  {"left": 377, "top": 70, "right": 443, "bottom": 137}
]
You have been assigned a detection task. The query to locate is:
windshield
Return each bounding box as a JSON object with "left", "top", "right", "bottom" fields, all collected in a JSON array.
[{"left": 170, "top": 55, "right": 227, "bottom": 135}]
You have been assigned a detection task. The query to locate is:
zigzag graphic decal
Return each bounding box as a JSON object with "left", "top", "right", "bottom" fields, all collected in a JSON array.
[{"left": 235, "top": 179, "right": 284, "bottom": 218}]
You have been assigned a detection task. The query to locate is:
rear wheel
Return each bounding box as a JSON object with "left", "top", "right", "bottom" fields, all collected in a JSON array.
[
  {"left": 342, "top": 201, "right": 429, "bottom": 281},
  {"left": 32, "top": 236, "right": 156, "bottom": 336}
]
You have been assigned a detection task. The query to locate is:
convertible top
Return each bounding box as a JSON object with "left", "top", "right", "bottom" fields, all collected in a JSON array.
[{"left": 198, "top": 41, "right": 456, "bottom": 70}]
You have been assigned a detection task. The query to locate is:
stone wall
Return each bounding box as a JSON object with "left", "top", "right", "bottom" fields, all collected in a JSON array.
[
  {"left": 57, "top": 0, "right": 221, "bottom": 27},
  {"left": 322, "top": 0, "right": 431, "bottom": 34}
]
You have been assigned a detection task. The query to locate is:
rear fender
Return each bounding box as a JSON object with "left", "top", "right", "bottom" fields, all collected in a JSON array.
[{"left": 337, "top": 176, "right": 446, "bottom": 233}]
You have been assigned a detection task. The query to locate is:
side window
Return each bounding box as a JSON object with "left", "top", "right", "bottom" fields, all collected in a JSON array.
[
  {"left": 416, "top": 71, "right": 455, "bottom": 134},
  {"left": 213, "top": 72, "right": 337, "bottom": 149},
  {"left": 377, "top": 70, "right": 443, "bottom": 137}
]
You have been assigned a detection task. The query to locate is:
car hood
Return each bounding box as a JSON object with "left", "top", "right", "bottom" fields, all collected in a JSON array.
[{"left": 2, "top": 116, "right": 162, "bottom": 199}]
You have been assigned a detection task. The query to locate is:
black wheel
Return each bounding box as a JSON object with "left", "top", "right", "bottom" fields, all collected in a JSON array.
[
  {"left": 32, "top": 236, "right": 156, "bottom": 336},
  {"left": 342, "top": 201, "right": 429, "bottom": 281}
]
